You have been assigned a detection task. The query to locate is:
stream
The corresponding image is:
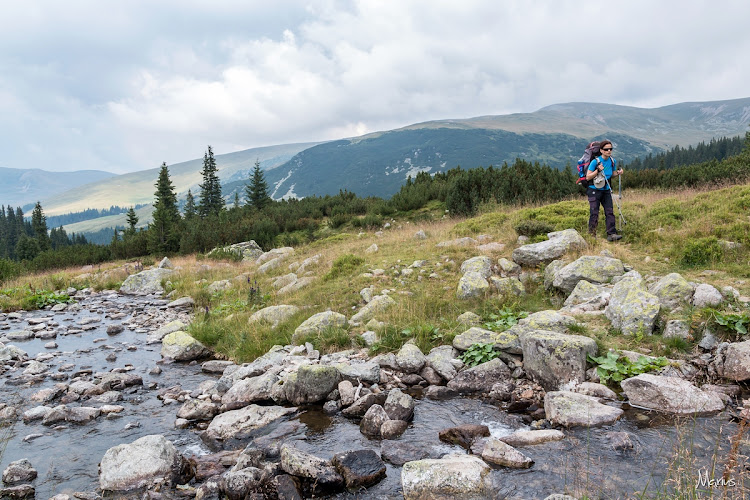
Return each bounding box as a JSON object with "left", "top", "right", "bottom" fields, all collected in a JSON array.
[{"left": 1, "top": 291, "right": 747, "bottom": 499}]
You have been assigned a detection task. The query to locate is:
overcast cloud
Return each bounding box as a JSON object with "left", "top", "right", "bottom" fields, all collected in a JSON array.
[{"left": 2, "top": 0, "right": 749, "bottom": 174}]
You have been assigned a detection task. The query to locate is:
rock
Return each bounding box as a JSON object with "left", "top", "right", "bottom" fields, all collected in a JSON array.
[
  {"left": 0, "top": 484, "right": 35, "bottom": 499},
  {"left": 106, "top": 325, "right": 124, "bottom": 335},
  {"left": 383, "top": 388, "right": 415, "bottom": 421},
  {"left": 360, "top": 404, "right": 389, "bottom": 437},
  {"left": 649, "top": 273, "right": 694, "bottom": 310},
  {"left": 456, "top": 271, "right": 490, "bottom": 300},
  {"left": 166, "top": 296, "right": 195, "bottom": 308},
  {"left": 331, "top": 450, "right": 386, "bottom": 489},
  {"left": 401, "top": 454, "right": 492, "bottom": 500},
  {"left": 161, "top": 331, "right": 211, "bottom": 361},
  {"left": 552, "top": 256, "right": 625, "bottom": 294},
  {"left": 177, "top": 399, "right": 219, "bottom": 421},
  {"left": 203, "top": 405, "right": 297, "bottom": 445},
  {"left": 481, "top": 438, "right": 534, "bottom": 468},
  {"left": 338, "top": 381, "right": 356, "bottom": 406},
  {"left": 2, "top": 459, "right": 37, "bottom": 485},
  {"left": 436, "top": 237, "right": 478, "bottom": 248},
  {"left": 119, "top": 268, "right": 174, "bottom": 295},
  {"left": 342, "top": 393, "right": 387, "bottom": 418},
  {"left": 158, "top": 257, "right": 173, "bottom": 269},
  {"left": 280, "top": 444, "right": 343, "bottom": 493},
  {"left": 606, "top": 431, "right": 634, "bottom": 451},
  {"left": 453, "top": 326, "right": 520, "bottom": 354},
  {"left": 351, "top": 294, "right": 396, "bottom": 323},
  {"left": 620, "top": 374, "right": 725, "bottom": 414},
  {"left": 330, "top": 360, "right": 380, "bottom": 385},
  {"left": 414, "top": 230, "right": 427, "bottom": 240},
  {"left": 209, "top": 241, "right": 263, "bottom": 261},
  {"left": 489, "top": 277, "right": 525, "bottom": 298},
  {"left": 544, "top": 391, "right": 623, "bottom": 427},
  {"left": 663, "top": 319, "right": 691, "bottom": 340},
  {"left": 293, "top": 311, "right": 348, "bottom": 342},
  {"left": 456, "top": 311, "right": 482, "bottom": 326},
  {"left": 478, "top": 242, "right": 506, "bottom": 254},
  {"left": 279, "top": 276, "right": 315, "bottom": 294},
  {"left": 459, "top": 256, "right": 493, "bottom": 278},
  {"left": 721, "top": 340, "right": 750, "bottom": 381},
  {"left": 426, "top": 345, "right": 459, "bottom": 381},
  {"left": 201, "top": 360, "right": 235, "bottom": 374},
  {"left": 272, "top": 273, "right": 298, "bottom": 290},
  {"left": 544, "top": 260, "right": 566, "bottom": 290},
  {"left": 381, "top": 442, "right": 436, "bottom": 466},
  {"left": 381, "top": 419, "right": 409, "bottom": 439},
  {"left": 221, "top": 368, "right": 282, "bottom": 409},
  {"left": 511, "top": 229, "right": 588, "bottom": 267},
  {"left": 396, "top": 343, "right": 426, "bottom": 374},
  {"left": 520, "top": 330, "right": 597, "bottom": 391},
  {"left": 516, "top": 310, "right": 577, "bottom": 333},
  {"left": 447, "top": 358, "right": 510, "bottom": 394},
  {"left": 605, "top": 273, "right": 660, "bottom": 336},
  {"left": 573, "top": 382, "right": 618, "bottom": 400},
  {"left": 499, "top": 429, "right": 565, "bottom": 447},
  {"left": 563, "top": 280, "right": 609, "bottom": 308},
  {"left": 249, "top": 305, "right": 301, "bottom": 329},
  {"left": 147, "top": 320, "right": 187, "bottom": 344},
  {"left": 692, "top": 283, "right": 723, "bottom": 308},
  {"left": 219, "top": 468, "right": 262, "bottom": 499},
  {"left": 497, "top": 257, "right": 521, "bottom": 276},
  {"left": 438, "top": 424, "right": 490, "bottom": 449},
  {"left": 282, "top": 365, "right": 340, "bottom": 405},
  {"left": 99, "top": 435, "right": 192, "bottom": 491}
]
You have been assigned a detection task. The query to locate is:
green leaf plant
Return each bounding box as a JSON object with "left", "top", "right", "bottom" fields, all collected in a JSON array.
[{"left": 587, "top": 351, "right": 669, "bottom": 386}]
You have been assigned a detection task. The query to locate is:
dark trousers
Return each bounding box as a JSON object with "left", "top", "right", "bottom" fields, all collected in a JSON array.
[{"left": 587, "top": 187, "right": 617, "bottom": 235}]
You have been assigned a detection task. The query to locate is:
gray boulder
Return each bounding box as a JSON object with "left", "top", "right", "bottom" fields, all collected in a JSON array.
[
  {"left": 360, "top": 404, "right": 390, "bottom": 437},
  {"left": 544, "top": 391, "right": 623, "bottom": 427},
  {"left": 282, "top": 365, "right": 340, "bottom": 405},
  {"left": 447, "top": 358, "right": 510, "bottom": 394},
  {"left": 511, "top": 229, "right": 587, "bottom": 267},
  {"left": 721, "top": 340, "right": 750, "bottom": 381},
  {"left": 480, "top": 439, "right": 534, "bottom": 468},
  {"left": 456, "top": 271, "right": 490, "bottom": 299},
  {"left": 383, "top": 388, "right": 415, "bottom": 421},
  {"left": 401, "top": 453, "right": 492, "bottom": 500},
  {"left": 280, "top": 444, "right": 343, "bottom": 492},
  {"left": 161, "top": 331, "right": 211, "bottom": 361},
  {"left": 248, "top": 305, "right": 301, "bottom": 328},
  {"left": 498, "top": 429, "right": 565, "bottom": 447},
  {"left": 208, "top": 241, "right": 263, "bottom": 261},
  {"left": 426, "top": 345, "right": 460, "bottom": 381},
  {"left": 648, "top": 273, "right": 694, "bottom": 310},
  {"left": 221, "top": 367, "right": 282, "bottom": 409},
  {"left": 203, "top": 405, "right": 297, "bottom": 444},
  {"left": 452, "top": 327, "right": 521, "bottom": 354},
  {"left": 120, "top": 268, "right": 174, "bottom": 295},
  {"left": 396, "top": 343, "right": 426, "bottom": 374},
  {"left": 293, "top": 311, "right": 348, "bottom": 343},
  {"left": 459, "top": 256, "right": 493, "bottom": 278},
  {"left": 692, "top": 283, "right": 723, "bottom": 308},
  {"left": 552, "top": 256, "right": 625, "bottom": 294},
  {"left": 620, "top": 374, "right": 725, "bottom": 414},
  {"left": 2, "top": 459, "right": 37, "bottom": 485},
  {"left": 605, "top": 273, "right": 660, "bottom": 336},
  {"left": 331, "top": 449, "right": 387, "bottom": 489},
  {"left": 99, "top": 435, "right": 192, "bottom": 491},
  {"left": 351, "top": 294, "right": 396, "bottom": 323},
  {"left": 520, "top": 330, "right": 597, "bottom": 390}
]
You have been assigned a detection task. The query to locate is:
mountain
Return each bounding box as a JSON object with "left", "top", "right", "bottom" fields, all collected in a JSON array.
[
  {"left": 36, "top": 97, "right": 750, "bottom": 232},
  {"left": 0, "top": 167, "right": 116, "bottom": 209},
  {"left": 261, "top": 98, "right": 750, "bottom": 199}
]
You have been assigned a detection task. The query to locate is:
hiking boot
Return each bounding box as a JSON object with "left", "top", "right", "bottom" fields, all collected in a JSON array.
[{"left": 607, "top": 233, "right": 622, "bottom": 242}]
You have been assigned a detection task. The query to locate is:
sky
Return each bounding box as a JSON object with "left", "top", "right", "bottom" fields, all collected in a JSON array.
[{"left": 2, "top": 0, "right": 749, "bottom": 175}]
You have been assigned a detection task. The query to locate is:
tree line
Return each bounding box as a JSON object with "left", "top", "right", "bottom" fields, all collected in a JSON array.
[{"left": 1, "top": 132, "right": 748, "bottom": 283}]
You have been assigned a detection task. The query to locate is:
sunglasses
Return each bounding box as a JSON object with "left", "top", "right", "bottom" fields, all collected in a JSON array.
[{"left": 601, "top": 148, "right": 613, "bottom": 151}]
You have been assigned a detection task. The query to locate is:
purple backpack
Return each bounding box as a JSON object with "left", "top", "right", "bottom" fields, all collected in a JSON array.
[{"left": 576, "top": 141, "right": 603, "bottom": 187}]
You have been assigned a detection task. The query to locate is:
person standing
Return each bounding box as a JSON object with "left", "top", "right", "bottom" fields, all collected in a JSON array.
[{"left": 585, "top": 140, "right": 623, "bottom": 241}]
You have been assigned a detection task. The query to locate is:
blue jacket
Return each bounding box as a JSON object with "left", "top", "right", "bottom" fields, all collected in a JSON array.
[{"left": 588, "top": 157, "right": 616, "bottom": 191}]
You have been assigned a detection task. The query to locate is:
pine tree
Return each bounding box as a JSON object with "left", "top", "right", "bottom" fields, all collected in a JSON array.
[
  {"left": 183, "top": 189, "right": 197, "bottom": 220},
  {"left": 149, "top": 162, "right": 181, "bottom": 253},
  {"left": 198, "top": 145, "right": 223, "bottom": 217},
  {"left": 246, "top": 159, "right": 271, "bottom": 210},
  {"left": 31, "top": 202, "right": 51, "bottom": 251},
  {"left": 125, "top": 207, "right": 139, "bottom": 234}
]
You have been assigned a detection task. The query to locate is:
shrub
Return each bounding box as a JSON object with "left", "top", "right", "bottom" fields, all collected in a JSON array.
[
  {"left": 679, "top": 237, "right": 724, "bottom": 267},
  {"left": 514, "top": 219, "right": 554, "bottom": 237},
  {"left": 328, "top": 213, "right": 352, "bottom": 229},
  {"left": 324, "top": 254, "right": 365, "bottom": 281},
  {"left": 0, "top": 259, "right": 22, "bottom": 284}
]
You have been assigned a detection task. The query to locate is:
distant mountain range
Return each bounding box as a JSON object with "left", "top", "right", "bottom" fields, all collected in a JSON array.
[
  {"left": 11, "top": 97, "right": 750, "bottom": 236},
  {"left": 0, "top": 167, "right": 116, "bottom": 210}
]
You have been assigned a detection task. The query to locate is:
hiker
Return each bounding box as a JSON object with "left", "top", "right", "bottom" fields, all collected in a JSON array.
[{"left": 585, "top": 139, "right": 624, "bottom": 241}]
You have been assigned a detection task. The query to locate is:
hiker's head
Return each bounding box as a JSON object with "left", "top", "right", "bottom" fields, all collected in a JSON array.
[{"left": 599, "top": 140, "right": 613, "bottom": 158}]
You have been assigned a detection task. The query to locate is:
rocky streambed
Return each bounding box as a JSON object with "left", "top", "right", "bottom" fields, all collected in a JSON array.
[{"left": 0, "top": 285, "right": 747, "bottom": 499}]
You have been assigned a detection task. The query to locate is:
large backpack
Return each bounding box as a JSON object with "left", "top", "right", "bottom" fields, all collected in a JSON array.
[{"left": 576, "top": 141, "right": 602, "bottom": 187}]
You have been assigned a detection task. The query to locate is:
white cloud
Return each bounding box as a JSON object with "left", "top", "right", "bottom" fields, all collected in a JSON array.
[{"left": 1, "top": 0, "right": 750, "bottom": 173}]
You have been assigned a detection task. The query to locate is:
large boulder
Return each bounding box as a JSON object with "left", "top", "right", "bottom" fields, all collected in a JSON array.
[
  {"left": 331, "top": 449, "right": 387, "bottom": 489},
  {"left": 552, "top": 256, "right": 625, "bottom": 294},
  {"left": 208, "top": 241, "right": 263, "bottom": 261},
  {"left": 620, "top": 374, "right": 725, "bottom": 414},
  {"left": 648, "top": 273, "right": 694, "bottom": 310},
  {"left": 605, "top": 273, "right": 660, "bottom": 336},
  {"left": 293, "top": 311, "right": 348, "bottom": 343},
  {"left": 383, "top": 388, "right": 415, "bottom": 421},
  {"left": 203, "top": 405, "right": 297, "bottom": 445},
  {"left": 520, "top": 330, "right": 597, "bottom": 390},
  {"left": 221, "top": 367, "right": 283, "bottom": 409},
  {"left": 456, "top": 271, "right": 490, "bottom": 299},
  {"left": 426, "top": 345, "right": 460, "bottom": 381},
  {"left": 544, "top": 391, "right": 623, "bottom": 427},
  {"left": 99, "top": 435, "right": 193, "bottom": 491},
  {"left": 248, "top": 305, "right": 301, "bottom": 328},
  {"left": 396, "top": 343, "right": 426, "bottom": 374},
  {"left": 280, "top": 445, "right": 344, "bottom": 493},
  {"left": 331, "top": 360, "right": 381, "bottom": 385},
  {"left": 459, "top": 256, "right": 493, "bottom": 278},
  {"left": 452, "top": 327, "right": 521, "bottom": 354},
  {"left": 401, "top": 454, "right": 492, "bottom": 500},
  {"left": 692, "top": 283, "right": 723, "bottom": 308},
  {"left": 721, "top": 340, "right": 750, "bottom": 381},
  {"left": 119, "top": 268, "right": 174, "bottom": 295},
  {"left": 511, "top": 229, "right": 587, "bottom": 267},
  {"left": 351, "top": 294, "right": 396, "bottom": 323},
  {"left": 161, "top": 331, "right": 211, "bottom": 361},
  {"left": 282, "top": 365, "right": 340, "bottom": 405},
  {"left": 562, "top": 280, "right": 609, "bottom": 311},
  {"left": 481, "top": 439, "right": 534, "bottom": 468}
]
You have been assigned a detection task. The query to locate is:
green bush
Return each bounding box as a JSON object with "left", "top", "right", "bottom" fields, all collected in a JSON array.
[
  {"left": 0, "top": 259, "right": 22, "bottom": 284},
  {"left": 351, "top": 213, "right": 383, "bottom": 229},
  {"left": 679, "top": 236, "right": 724, "bottom": 267},
  {"left": 324, "top": 254, "right": 365, "bottom": 281},
  {"left": 513, "top": 219, "right": 554, "bottom": 237},
  {"left": 328, "top": 213, "right": 352, "bottom": 229}
]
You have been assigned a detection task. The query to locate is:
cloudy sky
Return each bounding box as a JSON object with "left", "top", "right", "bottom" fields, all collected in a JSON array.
[{"left": 2, "top": 0, "right": 749, "bottom": 174}]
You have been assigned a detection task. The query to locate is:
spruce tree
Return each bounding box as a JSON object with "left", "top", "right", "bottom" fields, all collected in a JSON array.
[
  {"left": 198, "top": 145, "right": 223, "bottom": 217},
  {"left": 183, "top": 189, "right": 197, "bottom": 220},
  {"left": 126, "top": 207, "right": 139, "bottom": 234},
  {"left": 31, "top": 201, "right": 51, "bottom": 251},
  {"left": 149, "top": 162, "right": 181, "bottom": 253},
  {"left": 246, "top": 159, "right": 271, "bottom": 210}
]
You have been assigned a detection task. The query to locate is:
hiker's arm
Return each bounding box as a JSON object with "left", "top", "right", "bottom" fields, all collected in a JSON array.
[
  {"left": 586, "top": 164, "right": 603, "bottom": 181},
  {"left": 612, "top": 168, "right": 624, "bottom": 177}
]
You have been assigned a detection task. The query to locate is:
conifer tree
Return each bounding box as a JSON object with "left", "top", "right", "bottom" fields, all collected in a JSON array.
[
  {"left": 183, "top": 189, "right": 197, "bottom": 220},
  {"left": 149, "top": 162, "right": 181, "bottom": 253},
  {"left": 125, "top": 207, "right": 139, "bottom": 234},
  {"left": 31, "top": 201, "right": 51, "bottom": 251},
  {"left": 198, "top": 146, "right": 223, "bottom": 217},
  {"left": 246, "top": 159, "right": 271, "bottom": 210}
]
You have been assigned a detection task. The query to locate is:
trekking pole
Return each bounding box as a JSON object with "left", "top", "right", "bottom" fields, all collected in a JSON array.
[{"left": 605, "top": 176, "right": 627, "bottom": 227}]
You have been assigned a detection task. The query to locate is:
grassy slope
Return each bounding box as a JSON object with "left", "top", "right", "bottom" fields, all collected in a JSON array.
[{"left": 5, "top": 181, "right": 750, "bottom": 363}]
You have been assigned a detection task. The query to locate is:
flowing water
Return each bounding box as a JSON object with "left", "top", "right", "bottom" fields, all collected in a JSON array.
[{"left": 1, "top": 293, "right": 747, "bottom": 499}]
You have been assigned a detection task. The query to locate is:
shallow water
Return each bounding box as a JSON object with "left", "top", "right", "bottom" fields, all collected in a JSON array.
[{"left": 1, "top": 294, "right": 748, "bottom": 499}]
